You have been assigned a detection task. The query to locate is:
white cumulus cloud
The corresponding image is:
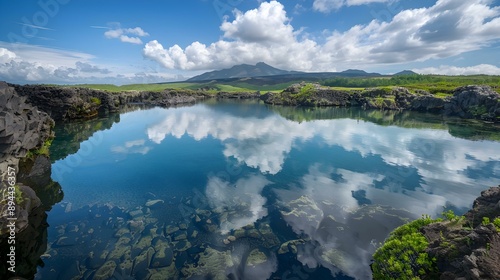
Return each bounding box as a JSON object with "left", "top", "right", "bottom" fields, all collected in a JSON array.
[
  {"left": 143, "top": 1, "right": 321, "bottom": 71},
  {"left": 143, "top": 0, "right": 500, "bottom": 73},
  {"left": 104, "top": 25, "right": 149, "bottom": 45},
  {"left": 0, "top": 48, "right": 17, "bottom": 63},
  {"left": 413, "top": 64, "right": 500, "bottom": 75},
  {"left": 313, "top": 0, "right": 392, "bottom": 12},
  {"left": 0, "top": 43, "right": 177, "bottom": 85}
]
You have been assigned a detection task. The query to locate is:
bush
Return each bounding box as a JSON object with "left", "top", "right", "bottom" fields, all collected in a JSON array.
[
  {"left": 493, "top": 218, "right": 500, "bottom": 231},
  {"left": 90, "top": 97, "right": 101, "bottom": 105},
  {"left": 372, "top": 215, "right": 439, "bottom": 279}
]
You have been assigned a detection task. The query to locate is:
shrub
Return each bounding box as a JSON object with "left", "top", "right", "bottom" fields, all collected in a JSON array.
[
  {"left": 482, "top": 217, "right": 491, "bottom": 226},
  {"left": 372, "top": 215, "right": 439, "bottom": 279},
  {"left": 494, "top": 218, "right": 500, "bottom": 231},
  {"left": 441, "top": 210, "right": 464, "bottom": 224},
  {"left": 14, "top": 185, "right": 25, "bottom": 205},
  {"left": 90, "top": 97, "right": 101, "bottom": 105},
  {"left": 26, "top": 138, "right": 53, "bottom": 159}
]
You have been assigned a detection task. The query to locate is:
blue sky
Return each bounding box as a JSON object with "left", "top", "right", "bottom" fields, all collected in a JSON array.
[{"left": 0, "top": 0, "right": 499, "bottom": 84}]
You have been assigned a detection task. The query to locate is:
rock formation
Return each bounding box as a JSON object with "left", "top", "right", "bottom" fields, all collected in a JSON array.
[
  {"left": 444, "top": 85, "right": 500, "bottom": 121},
  {"left": 10, "top": 84, "right": 210, "bottom": 121},
  {"left": 422, "top": 186, "right": 500, "bottom": 279},
  {"left": 262, "top": 83, "right": 500, "bottom": 122},
  {"left": 0, "top": 82, "right": 54, "bottom": 168},
  {"left": 0, "top": 82, "right": 64, "bottom": 279}
]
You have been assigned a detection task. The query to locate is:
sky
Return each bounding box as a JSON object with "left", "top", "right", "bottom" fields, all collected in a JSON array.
[{"left": 0, "top": 0, "right": 499, "bottom": 85}]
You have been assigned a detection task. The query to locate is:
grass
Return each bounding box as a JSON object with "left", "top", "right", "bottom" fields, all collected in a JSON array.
[
  {"left": 433, "top": 92, "right": 452, "bottom": 99},
  {"left": 60, "top": 74, "right": 500, "bottom": 95},
  {"left": 67, "top": 83, "right": 174, "bottom": 92},
  {"left": 90, "top": 97, "right": 101, "bottom": 105},
  {"left": 26, "top": 137, "right": 53, "bottom": 159}
]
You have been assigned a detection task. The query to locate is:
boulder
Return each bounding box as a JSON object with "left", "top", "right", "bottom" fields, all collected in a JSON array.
[
  {"left": 444, "top": 85, "right": 500, "bottom": 120},
  {"left": 410, "top": 95, "right": 445, "bottom": 112},
  {"left": 150, "top": 246, "right": 174, "bottom": 268},
  {"left": 94, "top": 260, "right": 117, "bottom": 280},
  {"left": 422, "top": 186, "right": 500, "bottom": 279}
]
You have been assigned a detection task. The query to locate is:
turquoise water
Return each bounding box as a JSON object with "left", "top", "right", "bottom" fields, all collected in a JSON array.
[{"left": 38, "top": 101, "right": 500, "bottom": 279}]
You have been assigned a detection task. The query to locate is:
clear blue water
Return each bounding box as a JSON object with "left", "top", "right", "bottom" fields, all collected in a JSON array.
[{"left": 37, "top": 101, "right": 500, "bottom": 279}]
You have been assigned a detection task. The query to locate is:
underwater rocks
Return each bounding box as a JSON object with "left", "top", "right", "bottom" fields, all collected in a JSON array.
[
  {"left": 246, "top": 248, "right": 268, "bottom": 266},
  {"left": 37, "top": 199, "right": 291, "bottom": 279},
  {"left": 145, "top": 199, "right": 164, "bottom": 208},
  {"left": 94, "top": 260, "right": 117, "bottom": 280},
  {"left": 181, "top": 247, "right": 234, "bottom": 279},
  {"left": 279, "top": 193, "right": 413, "bottom": 279},
  {"left": 280, "top": 195, "right": 324, "bottom": 236}
]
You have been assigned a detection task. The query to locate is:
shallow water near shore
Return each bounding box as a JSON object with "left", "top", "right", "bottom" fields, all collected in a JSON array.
[{"left": 36, "top": 100, "right": 500, "bottom": 279}]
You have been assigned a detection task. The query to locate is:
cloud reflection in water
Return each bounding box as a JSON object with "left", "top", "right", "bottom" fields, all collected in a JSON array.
[
  {"left": 145, "top": 104, "right": 500, "bottom": 279},
  {"left": 205, "top": 174, "right": 271, "bottom": 234}
]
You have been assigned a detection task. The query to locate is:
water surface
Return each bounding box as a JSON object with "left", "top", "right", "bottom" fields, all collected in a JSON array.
[{"left": 37, "top": 100, "right": 500, "bottom": 279}]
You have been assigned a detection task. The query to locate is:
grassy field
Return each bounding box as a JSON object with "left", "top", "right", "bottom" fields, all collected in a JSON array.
[
  {"left": 64, "top": 74, "right": 500, "bottom": 95},
  {"left": 322, "top": 75, "right": 500, "bottom": 95}
]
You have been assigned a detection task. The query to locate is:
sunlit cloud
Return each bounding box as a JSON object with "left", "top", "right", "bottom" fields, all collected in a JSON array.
[
  {"left": 144, "top": 0, "right": 500, "bottom": 72},
  {"left": 413, "top": 64, "right": 500, "bottom": 75}
]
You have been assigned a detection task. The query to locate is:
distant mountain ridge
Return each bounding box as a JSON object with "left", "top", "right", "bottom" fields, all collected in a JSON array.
[
  {"left": 187, "top": 62, "right": 299, "bottom": 81},
  {"left": 394, "top": 70, "right": 419, "bottom": 75},
  {"left": 187, "top": 62, "right": 399, "bottom": 82}
]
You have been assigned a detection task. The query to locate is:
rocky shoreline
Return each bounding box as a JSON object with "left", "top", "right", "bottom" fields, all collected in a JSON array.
[
  {"left": 423, "top": 187, "right": 500, "bottom": 279},
  {"left": 372, "top": 186, "right": 500, "bottom": 279},
  {"left": 261, "top": 83, "right": 500, "bottom": 123}
]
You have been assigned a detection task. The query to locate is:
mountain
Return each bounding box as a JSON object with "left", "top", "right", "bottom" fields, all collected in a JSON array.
[
  {"left": 394, "top": 70, "right": 418, "bottom": 76},
  {"left": 187, "top": 62, "right": 299, "bottom": 81},
  {"left": 340, "top": 69, "right": 383, "bottom": 77}
]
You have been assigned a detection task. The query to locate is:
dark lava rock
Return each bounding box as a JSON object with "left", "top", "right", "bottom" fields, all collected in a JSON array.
[
  {"left": 444, "top": 85, "right": 500, "bottom": 121},
  {"left": 465, "top": 187, "right": 500, "bottom": 227},
  {"left": 410, "top": 95, "right": 445, "bottom": 112},
  {"left": 422, "top": 186, "right": 500, "bottom": 280},
  {"left": 217, "top": 91, "right": 260, "bottom": 99}
]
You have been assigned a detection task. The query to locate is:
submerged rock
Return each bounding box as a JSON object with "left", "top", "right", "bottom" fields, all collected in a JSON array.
[
  {"left": 145, "top": 199, "right": 164, "bottom": 208},
  {"left": 151, "top": 246, "right": 174, "bottom": 268},
  {"left": 174, "top": 240, "right": 192, "bottom": 252},
  {"left": 181, "top": 247, "right": 234, "bottom": 280},
  {"left": 148, "top": 263, "right": 178, "bottom": 280},
  {"left": 165, "top": 225, "right": 180, "bottom": 235},
  {"left": 132, "top": 247, "right": 154, "bottom": 276},
  {"left": 128, "top": 209, "right": 144, "bottom": 219},
  {"left": 280, "top": 195, "right": 323, "bottom": 236},
  {"left": 94, "top": 260, "right": 117, "bottom": 280},
  {"left": 246, "top": 249, "right": 267, "bottom": 267},
  {"left": 278, "top": 239, "right": 305, "bottom": 254}
]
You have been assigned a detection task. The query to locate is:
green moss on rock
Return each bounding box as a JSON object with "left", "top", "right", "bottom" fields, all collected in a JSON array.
[{"left": 372, "top": 215, "right": 440, "bottom": 279}]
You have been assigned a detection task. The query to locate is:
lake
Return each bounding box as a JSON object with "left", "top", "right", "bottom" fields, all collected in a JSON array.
[{"left": 35, "top": 100, "right": 500, "bottom": 279}]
